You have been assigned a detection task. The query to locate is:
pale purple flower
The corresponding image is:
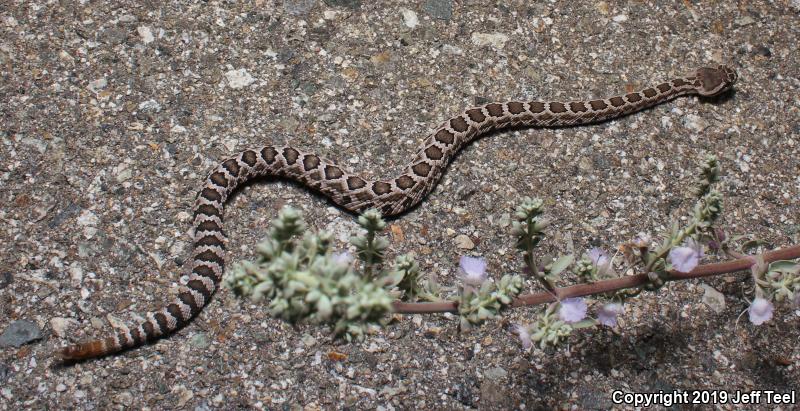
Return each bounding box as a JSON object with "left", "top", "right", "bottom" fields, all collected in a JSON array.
[
  {"left": 748, "top": 297, "right": 774, "bottom": 325},
  {"left": 513, "top": 324, "right": 532, "bottom": 350},
  {"left": 668, "top": 238, "right": 704, "bottom": 273},
  {"left": 558, "top": 298, "right": 587, "bottom": 323},
  {"left": 597, "top": 303, "right": 624, "bottom": 327},
  {"left": 458, "top": 256, "right": 488, "bottom": 286},
  {"left": 588, "top": 248, "right": 613, "bottom": 276}
]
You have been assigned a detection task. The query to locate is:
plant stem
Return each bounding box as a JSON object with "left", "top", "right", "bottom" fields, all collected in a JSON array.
[{"left": 392, "top": 244, "right": 800, "bottom": 314}]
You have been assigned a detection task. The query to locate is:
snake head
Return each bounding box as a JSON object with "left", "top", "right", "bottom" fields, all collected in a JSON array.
[{"left": 695, "top": 65, "right": 738, "bottom": 97}]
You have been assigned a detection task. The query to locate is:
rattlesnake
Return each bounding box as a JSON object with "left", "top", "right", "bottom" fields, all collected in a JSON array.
[{"left": 57, "top": 65, "right": 738, "bottom": 360}]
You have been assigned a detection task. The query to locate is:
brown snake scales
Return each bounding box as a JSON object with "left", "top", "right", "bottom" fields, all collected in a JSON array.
[{"left": 57, "top": 65, "right": 738, "bottom": 360}]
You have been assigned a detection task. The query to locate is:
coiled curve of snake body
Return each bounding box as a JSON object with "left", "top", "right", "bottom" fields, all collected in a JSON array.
[{"left": 57, "top": 65, "right": 737, "bottom": 360}]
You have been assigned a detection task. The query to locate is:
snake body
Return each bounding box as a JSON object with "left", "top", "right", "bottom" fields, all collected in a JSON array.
[{"left": 57, "top": 65, "right": 737, "bottom": 360}]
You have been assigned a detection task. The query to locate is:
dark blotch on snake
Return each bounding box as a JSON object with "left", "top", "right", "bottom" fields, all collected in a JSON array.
[
  {"left": 425, "top": 145, "right": 443, "bottom": 160},
  {"left": 241, "top": 150, "right": 257, "bottom": 167},
  {"left": 466, "top": 108, "right": 486, "bottom": 123},
  {"left": 200, "top": 187, "right": 222, "bottom": 203},
  {"left": 568, "top": 102, "right": 588, "bottom": 112},
  {"left": 412, "top": 162, "right": 432, "bottom": 177},
  {"left": 346, "top": 176, "right": 367, "bottom": 190},
  {"left": 434, "top": 129, "right": 455, "bottom": 145},
  {"left": 221, "top": 159, "right": 240, "bottom": 177},
  {"left": 450, "top": 116, "right": 469, "bottom": 132},
  {"left": 507, "top": 102, "right": 525, "bottom": 114},
  {"left": 195, "top": 234, "right": 223, "bottom": 248},
  {"left": 395, "top": 175, "right": 415, "bottom": 189},
  {"left": 589, "top": 100, "right": 608, "bottom": 110},
  {"left": 486, "top": 103, "right": 504, "bottom": 117},
  {"left": 179, "top": 292, "right": 200, "bottom": 314},
  {"left": 548, "top": 102, "right": 567, "bottom": 113},
  {"left": 166, "top": 304, "right": 186, "bottom": 327},
  {"left": 282, "top": 147, "right": 300, "bottom": 164},
  {"left": 372, "top": 181, "right": 391, "bottom": 195},
  {"left": 529, "top": 102, "right": 546, "bottom": 113},
  {"left": 260, "top": 146, "right": 278, "bottom": 164},
  {"left": 609, "top": 97, "right": 625, "bottom": 107},
  {"left": 302, "top": 154, "right": 320, "bottom": 171},
  {"left": 209, "top": 172, "right": 229, "bottom": 188},
  {"left": 324, "top": 165, "right": 343, "bottom": 179}
]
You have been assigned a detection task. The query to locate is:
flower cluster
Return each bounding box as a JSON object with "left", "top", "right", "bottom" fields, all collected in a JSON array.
[
  {"left": 745, "top": 255, "right": 800, "bottom": 325},
  {"left": 505, "top": 154, "right": 798, "bottom": 350},
  {"left": 457, "top": 256, "right": 523, "bottom": 329},
  {"left": 224, "top": 207, "right": 423, "bottom": 341},
  {"left": 514, "top": 299, "right": 595, "bottom": 350}
]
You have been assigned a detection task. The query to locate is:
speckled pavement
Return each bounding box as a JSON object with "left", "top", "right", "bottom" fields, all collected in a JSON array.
[{"left": 1, "top": 1, "right": 798, "bottom": 409}]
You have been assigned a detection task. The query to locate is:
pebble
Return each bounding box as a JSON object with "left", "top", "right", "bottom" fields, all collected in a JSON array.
[
  {"left": 114, "top": 164, "right": 132, "bottom": 183},
  {"left": 682, "top": 114, "right": 708, "bottom": 132},
  {"left": 137, "top": 26, "right": 154, "bottom": 44},
  {"left": 284, "top": 0, "right": 318, "bottom": 15},
  {"left": 138, "top": 99, "right": 162, "bottom": 112},
  {"left": 441, "top": 44, "right": 463, "bottom": 55},
  {"left": 423, "top": 0, "right": 453, "bottom": 20},
  {"left": 189, "top": 333, "right": 210, "bottom": 349},
  {"left": 454, "top": 234, "right": 475, "bottom": 249},
  {"left": 401, "top": 8, "right": 419, "bottom": 29},
  {"left": 752, "top": 45, "right": 771, "bottom": 58},
  {"left": 0, "top": 272, "right": 12, "bottom": 289},
  {"left": 50, "top": 317, "right": 78, "bottom": 338},
  {"left": 47, "top": 203, "right": 81, "bottom": 228},
  {"left": 68, "top": 264, "right": 83, "bottom": 286},
  {"left": 19, "top": 136, "right": 48, "bottom": 154},
  {"left": 100, "top": 28, "right": 127, "bottom": 45},
  {"left": 735, "top": 16, "right": 755, "bottom": 26},
  {"left": 56, "top": 383, "right": 67, "bottom": 392},
  {"left": 370, "top": 51, "right": 391, "bottom": 64},
  {"left": 114, "top": 391, "right": 133, "bottom": 404},
  {"left": 700, "top": 284, "right": 726, "bottom": 313},
  {"left": 118, "top": 14, "right": 137, "bottom": 24},
  {"left": 0, "top": 320, "right": 43, "bottom": 348},
  {"left": 324, "top": 0, "right": 362, "bottom": 9},
  {"left": 90, "top": 317, "right": 105, "bottom": 329},
  {"left": 173, "top": 385, "right": 194, "bottom": 407},
  {"left": 87, "top": 78, "right": 107, "bottom": 93},
  {"left": 612, "top": 14, "right": 628, "bottom": 23},
  {"left": 470, "top": 32, "right": 509, "bottom": 49},
  {"left": 224, "top": 68, "right": 255, "bottom": 89},
  {"left": 484, "top": 366, "right": 507, "bottom": 379},
  {"left": 76, "top": 210, "right": 99, "bottom": 239},
  {"left": 0, "top": 363, "right": 10, "bottom": 383},
  {"left": 301, "top": 334, "right": 317, "bottom": 347}
]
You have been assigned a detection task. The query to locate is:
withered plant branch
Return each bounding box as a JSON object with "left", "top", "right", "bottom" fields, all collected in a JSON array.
[{"left": 392, "top": 244, "right": 800, "bottom": 314}]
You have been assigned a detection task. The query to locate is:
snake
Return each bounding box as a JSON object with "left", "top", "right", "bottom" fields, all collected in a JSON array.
[{"left": 57, "top": 65, "right": 737, "bottom": 360}]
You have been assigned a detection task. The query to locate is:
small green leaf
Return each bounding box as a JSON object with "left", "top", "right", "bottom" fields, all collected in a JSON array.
[
  {"left": 769, "top": 260, "right": 800, "bottom": 274},
  {"left": 548, "top": 254, "right": 574, "bottom": 277},
  {"left": 570, "top": 319, "right": 597, "bottom": 329}
]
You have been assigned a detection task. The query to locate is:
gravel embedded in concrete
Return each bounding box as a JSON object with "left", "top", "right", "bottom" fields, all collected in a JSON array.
[{"left": 1, "top": 1, "right": 798, "bottom": 409}]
